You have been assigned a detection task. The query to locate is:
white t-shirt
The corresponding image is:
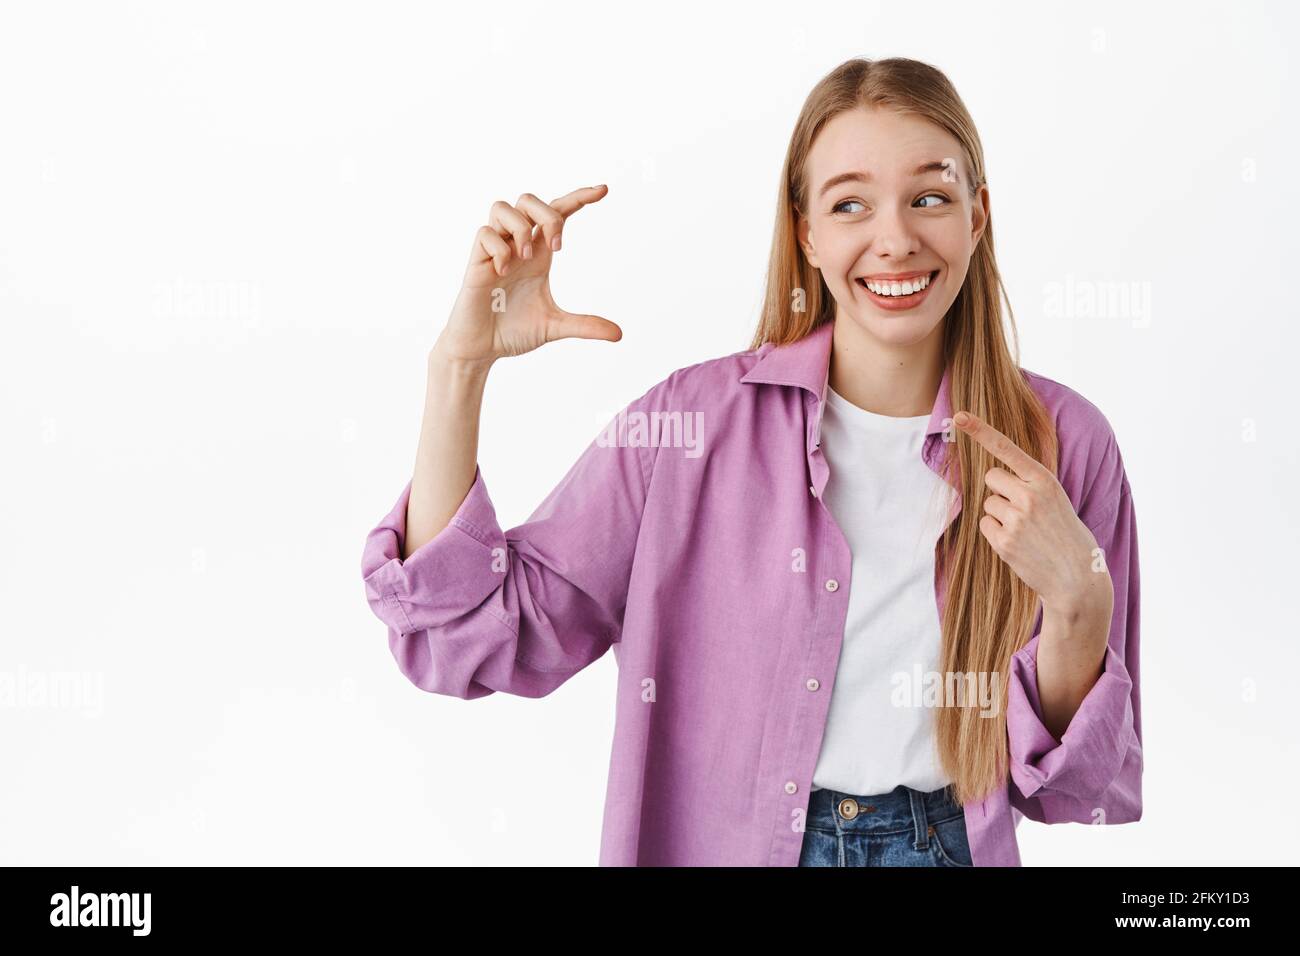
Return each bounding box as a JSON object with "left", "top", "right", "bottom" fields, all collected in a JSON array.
[{"left": 810, "top": 384, "right": 958, "bottom": 796}]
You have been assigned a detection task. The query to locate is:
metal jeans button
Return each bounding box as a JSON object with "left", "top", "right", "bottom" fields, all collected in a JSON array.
[{"left": 837, "top": 797, "right": 878, "bottom": 820}]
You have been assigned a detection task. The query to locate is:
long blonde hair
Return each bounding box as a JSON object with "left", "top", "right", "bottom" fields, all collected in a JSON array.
[{"left": 749, "top": 57, "right": 1058, "bottom": 806}]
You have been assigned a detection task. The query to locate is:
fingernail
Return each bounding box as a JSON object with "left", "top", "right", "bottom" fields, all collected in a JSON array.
[
  {"left": 552, "top": 234, "right": 562, "bottom": 252},
  {"left": 954, "top": 412, "right": 970, "bottom": 426},
  {"left": 523, "top": 242, "right": 533, "bottom": 259}
]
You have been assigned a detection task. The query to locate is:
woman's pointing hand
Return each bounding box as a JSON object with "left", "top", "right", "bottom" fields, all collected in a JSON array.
[{"left": 953, "top": 410, "right": 1112, "bottom": 619}]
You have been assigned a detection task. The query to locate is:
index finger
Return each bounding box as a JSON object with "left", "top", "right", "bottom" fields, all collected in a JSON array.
[
  {"left": 953, "top": 410, "right": 1047, "bottom": 482},
  {"left": 546, "top": 184, "right": 609, "bottom": 219}
]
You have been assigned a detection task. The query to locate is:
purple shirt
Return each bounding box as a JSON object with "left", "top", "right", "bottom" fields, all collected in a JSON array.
[{"left": 361, "top": 318, "right": 1142, "bottom": 865}]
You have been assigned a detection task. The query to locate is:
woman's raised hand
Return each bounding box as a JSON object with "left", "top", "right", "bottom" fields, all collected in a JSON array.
[
  {"left": 953, "top": 410, "right": 1112, "bottom": 619},
  {"left": 433, "top": 184, "right": 622, "bottom": 366}
]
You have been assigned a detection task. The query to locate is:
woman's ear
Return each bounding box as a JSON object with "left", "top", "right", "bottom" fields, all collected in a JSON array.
[
  {"left": 796, "top": 214, "right": 820, "bottom": 268},
  {"left": 970, "top": 184, "right": 990, "bottom": 247}
]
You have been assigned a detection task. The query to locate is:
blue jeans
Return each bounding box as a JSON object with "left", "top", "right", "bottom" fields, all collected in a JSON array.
[{"left": 798, "top": 783, "right": 974, "bottom": 867}]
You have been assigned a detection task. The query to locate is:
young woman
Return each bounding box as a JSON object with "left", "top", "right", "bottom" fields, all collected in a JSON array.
[{"left": 361, "top": 57, "right": 1142, "bottom": 867}]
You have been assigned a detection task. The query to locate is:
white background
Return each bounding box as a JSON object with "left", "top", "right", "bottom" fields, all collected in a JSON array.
[{"left": 2, "top": 0, "right": 1296, "bottom": 865}]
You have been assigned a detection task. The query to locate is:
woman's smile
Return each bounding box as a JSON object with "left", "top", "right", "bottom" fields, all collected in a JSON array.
[{"left": 855, "top": 268, "right": 940, "bottom": 310}]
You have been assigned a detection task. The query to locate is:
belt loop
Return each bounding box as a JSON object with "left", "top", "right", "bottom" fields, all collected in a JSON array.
[{"left": 909, "top": 788, "right": 930, "bottom": 850}]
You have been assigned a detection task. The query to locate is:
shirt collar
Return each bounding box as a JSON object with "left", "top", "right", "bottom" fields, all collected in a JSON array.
[{"left": 739, "top": 317, "right": 953, "bottom": 439}]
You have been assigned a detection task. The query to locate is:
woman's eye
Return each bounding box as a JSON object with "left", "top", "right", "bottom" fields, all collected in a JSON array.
[{"left": 832, "top": 195, "right": 948, "bottom": 214}]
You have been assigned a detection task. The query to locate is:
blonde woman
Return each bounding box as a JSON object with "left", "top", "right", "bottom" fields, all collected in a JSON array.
[{"left": 361, "top": 57, "right": 1142, "bottom": 867}]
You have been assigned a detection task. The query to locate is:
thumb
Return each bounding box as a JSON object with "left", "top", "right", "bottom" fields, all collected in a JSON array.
[{"left": 547, "top": 311, "right": 623, "bottom": 343}]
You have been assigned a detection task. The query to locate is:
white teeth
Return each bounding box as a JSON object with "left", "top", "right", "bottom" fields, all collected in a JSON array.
[{"left": 861, "top": 272, "right": 932, "bottom": 296}]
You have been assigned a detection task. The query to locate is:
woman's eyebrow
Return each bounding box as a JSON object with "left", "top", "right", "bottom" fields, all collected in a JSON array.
[{"left": 817, "top": 161, "right": 957, "bottom": 198}]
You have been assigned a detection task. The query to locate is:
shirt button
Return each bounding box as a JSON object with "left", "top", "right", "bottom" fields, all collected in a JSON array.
[
  {"left": 784, "top": 780, "right": 798, "bottom": 794},
  {"left": 805, "top": 678, "right": 820, "bottom": 691},
  {"left": 809, "top": 485, "right": 817, "bottom": 497},
  {"left": 824, "top": 578, "right": 839, "bottom": 592}
]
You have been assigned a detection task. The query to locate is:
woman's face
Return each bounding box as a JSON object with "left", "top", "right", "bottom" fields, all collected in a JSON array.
[{"left": 797, "top": 105, "right": 989, "bottom": 350}]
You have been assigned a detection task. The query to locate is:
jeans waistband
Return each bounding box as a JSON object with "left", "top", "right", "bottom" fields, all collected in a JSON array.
[{"left": 806, "top": 784, "right": 964, "bottom": 836}]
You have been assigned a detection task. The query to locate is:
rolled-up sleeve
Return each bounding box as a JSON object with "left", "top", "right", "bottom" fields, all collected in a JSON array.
[
  {"left": 1007, "top": 435, "right": 1142, "bottom": 826},
  {"left": 360, "top": 386, "right": 658, "bottom": 701}
]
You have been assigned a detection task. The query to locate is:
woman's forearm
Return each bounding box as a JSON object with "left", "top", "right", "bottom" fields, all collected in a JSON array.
[
  {"left": 402, "top": 347, "right": 494, "bottom": 559},
  {"left": 1032, "top": 595, "right": 1112, "bottom": 741}
]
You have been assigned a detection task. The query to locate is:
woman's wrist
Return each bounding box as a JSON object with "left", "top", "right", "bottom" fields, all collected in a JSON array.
[
  {"left": 427, "top": 343, "right": 495, "bottom": 383},
  {"left": 1042, "top": 574, "right": 1114, "bottom": 637}
]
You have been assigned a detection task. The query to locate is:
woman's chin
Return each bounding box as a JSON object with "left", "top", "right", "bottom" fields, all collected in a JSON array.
[{"left": 854, "top": 313, "right": 944, "bottom": 349}]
